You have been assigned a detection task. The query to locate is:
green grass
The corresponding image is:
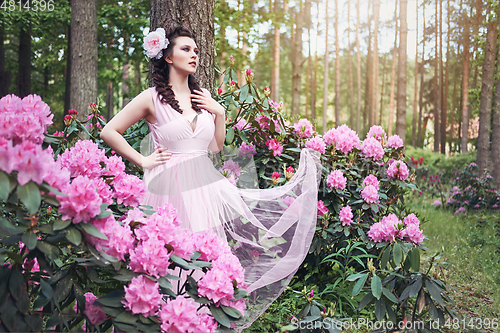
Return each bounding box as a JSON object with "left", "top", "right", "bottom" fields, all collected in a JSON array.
[{"left": 407, "top": 194, "right": 500, "bottom": 324}]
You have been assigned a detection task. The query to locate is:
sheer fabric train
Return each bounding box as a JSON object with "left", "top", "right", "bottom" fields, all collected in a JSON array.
[{"left": 141, "top": 87, "right": 322, "bottom": 330}]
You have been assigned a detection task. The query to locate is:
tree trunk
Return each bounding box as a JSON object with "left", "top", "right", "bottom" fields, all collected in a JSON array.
[
  {"left": 70, "top": 0, "right": 98, "bottom": 120},
  {"left": 417, "top": 0, "right": 425, "bottom": 147},
  {"left": 0, "top": 22, "right": 12, "bottom": 97},
  {"left": 379, "top": 55, "right": 386, "bottom": 125},
  {"left": 476, "top": 17, "right": 497, "bottom": 172},
  {"left": 106, "top": 80, "right": 113, "bottom": 121},
  {"left": 364, "top": 0, "right": 372, "bottom": 135},
  {"left": 122, "top": 36, "right": 130, "bottom": 108},
  {"left": 272, "top": 0, "right": 280, "bottom": 102},
  {"left": 291, "top": 0, "right": 304, "bottom": 117},
  {"left": 322, "top": 0, "right": 329, "bottom": 134},
  {"left": 356, "top": 0, "right": 361, "bottom": 133},
  {"left": 433, "top": 0, "right": 440, "bottom": 152},
  {"left": 412, "top": 0, "right": 418, "bottom": 147},
  {"left": 17, "top": 17, "right": 31, "bottom": 98},
  {"left": 491, "top": 42, "right": 500, "bottom": 188},
  {"left": 370, "top": 0, "right": 380, "bottom": 128},
  {"left": 388, "top": 0, "right": 398, "bottom": 136},
  {"left": 312, "top": 1, "right": 319, "bottom": 121},
  {"left": 461, "top": 4, "right": 470, "bottom": 153},
  {"left": 64, "top": 21, "right": 71, "bottom": 117},
  {"left": 151, "top": 0, "right": 215, "bottom": 90},
  {"left": 334, "top": 0, "right": 340, "bottom": 126},
  {"left": 439, "top": 0, "right": 445, "bottom": 154},
  {"left": 441, "top": 0, "right": 450, "bottom": 154},
  {"left": 396, "top": 0, "right": 407, "bottom": 142},
  {"left": 348, "top": 0, "right": 354, "bottom": 129},
  {"left": 450, "top": 58, "right": 458, "bottom": 152}
]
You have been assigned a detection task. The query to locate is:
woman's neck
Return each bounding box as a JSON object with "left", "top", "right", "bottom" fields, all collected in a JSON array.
[{"left": 168, "top": 69, "right": 191, "bottom": 96}]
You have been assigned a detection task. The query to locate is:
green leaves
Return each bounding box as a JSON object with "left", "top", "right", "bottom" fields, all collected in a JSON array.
[
  {"left": 393, "top": 242, "right": 403, "bottom": 266},
  {"left": 21, "top": 232, "right": 37, "bottom": 250},
  {"left": 17, "top": 182, "right": 41, "bottom": 214},
  {"left": 79, "top": 222, "right": 108, "bottom": 240},
  {"left": 351, "top": 273, "right": 368, "bottom": 296},
  {"left": 371, "top": 274, "right": 382, "bottom": 300},
  {"left": 0, "top": 171, "right": 11, "bottom": 201}
]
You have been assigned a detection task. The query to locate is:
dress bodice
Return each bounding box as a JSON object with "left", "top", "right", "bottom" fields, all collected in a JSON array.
[{"left": 147, "top": 87, "right": 215, "bottom": 156}]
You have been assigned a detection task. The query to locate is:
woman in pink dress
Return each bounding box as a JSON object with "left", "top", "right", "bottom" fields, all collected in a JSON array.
[{"left": 101, "top": 26, "right": 321, "bottom": 330}]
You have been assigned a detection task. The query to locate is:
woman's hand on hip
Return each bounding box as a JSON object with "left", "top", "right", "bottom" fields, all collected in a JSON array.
[
  {"left": 142, "top": 147, "right": 171, "bottom": 169},
  {"left": 191, "top": 90, "right": 225, "bottom": 118}
]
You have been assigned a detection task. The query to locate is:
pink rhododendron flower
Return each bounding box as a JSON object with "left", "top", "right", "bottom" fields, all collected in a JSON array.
[
  {"left": 57, "top": 140, "right": 107, "bottom": 179},
  {"left": 363, "top": 174, "right": 380, "bottom": 190},
  {"left": 129, "top": 237, "right": 172, "bottom": 277},
  {"left": 104, "top": 155, "right": 126, "bottom": 179},
  {"left": 366, "top": 125, "right": 387, "bottom": 143},
  {"left": 401, "top": 223, "right": 424, "bottom": 244},
  {"left": 123, "top": 275, "right": 162, "bottom": 317},
  {"left": 403, "top": 213, "right": 420, "bottom": 226},
  {"left": 121, "top": 207, "right": 147, "bottom": 226},
  {"left": 455, "top": 207, "right": 466, "bottom": 214},
  {"left": 293, "top": 119, "right": 314, "bottom": 138},
  {"left": 305, "top": 136, "right": 326, "bottom": 154},
  {"left": 106, "top": 222, "right": 135, "bottom": 261},
  {"left": 198, "top": 266, "right": 235, "bottom": 303},
  {"left": 159, "top": 296, "right": 217, "bottom": 333},
  {"left": 339, "top": 206, "right": 353, "bottom": 226},
  {"left": 386, "top": 135, "right": 403, "bottom": 149},
  {"left": 283, "top": 196, "right": 296, "bottom": 207},
  {"left": 317, "top": 200, "right": 329, "bottom": 216},
  {"left": 83, "top": 215, "right": 114, "bottom": 251},
  {"left": 112, "top": 174, "right": 146, "bottom": 207},
  {"left": 57, "top": 176, "right": 103, "bottom": 223},
  {"left": 73, "top": 292, "right": 107, "bottom": 325},
  {"left": 326, "top": 169, "right": 347, "bottom": 190},
  {"left": 0, "top": 138, "right": 13, "bottom": 174},
  {"left": 238, "top": 142, "right": 257, "bottom": 158},
  {"left": 194, "top": 232, "right": 229, "bottom": 262},
  {"left": 331, "top": 125, "right": 361, "bottom": 154},
  {"left": 8, "top": 140, "right": 53, "bottom": 185},
  {"left": 212, "top": 252, "right": 245, "bottom": 286},
  {"left": 221, "top": 159, "right": 242, "bottom": 178},
  {"left": 367, "top": 214, "right": 401, "bottom": 242},
  {"left": 265, "top": 138, "right": 283, "bottom": 156},
  {"left": 387, "top": 160, "right": 409, "bottom": 181},
  {"left": 323, "top": 128, "right": 337, "bottom": 145},
  {"left": 361, "top": 184, "right": 379, "bottom": 204},
  {"left": 361, "top": 137, "right": 385, "bottom": 160},
  {"left": 234, "top": 118, "right": 247, "bottom": 130},
  {"left": 433, "top": 200, "right": 442, "bottom": 207},
  {"left": 43, "top": 158, "right": 71, "bottom": 193},
  {"left": 144, "top": 27, "right": 167, "bottom": 59},
  {"left": 94, "top": 177, "right": 113, "bottom": 204}
]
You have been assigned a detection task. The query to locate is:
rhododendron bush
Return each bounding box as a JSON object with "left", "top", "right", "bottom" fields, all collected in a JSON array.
[
  {"left": 0, "top": 94, "right": 247, "bottom": 332},
  {"left": 216, "top": 61, "right": 456, "bottom": 331}
]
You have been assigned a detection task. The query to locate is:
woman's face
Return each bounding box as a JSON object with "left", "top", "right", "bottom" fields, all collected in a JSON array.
[{"left": 165, "top": 36, "right": 199, "bottom": 75}]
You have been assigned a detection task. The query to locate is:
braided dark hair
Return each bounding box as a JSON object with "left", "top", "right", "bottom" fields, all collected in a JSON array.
[{"left": 151, "top": 26, "right": 202, "bottom": 114}]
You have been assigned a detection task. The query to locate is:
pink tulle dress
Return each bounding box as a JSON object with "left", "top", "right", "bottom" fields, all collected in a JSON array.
[{"left": 141, "top": 86, "right": 322, "bottom": 329}]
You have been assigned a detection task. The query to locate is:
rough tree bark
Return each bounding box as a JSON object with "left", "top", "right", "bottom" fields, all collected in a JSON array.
[
  {"left": 441, "top": 0, "right": 450, "bottom": 153},
  {"left": 476, "top": 16, "right": 497, "bottom": 172},
  {"left": 151, "top": 0, "right": 215, "bottom": 90},
  {"left": 348, "top": 0, "right": 354, "bottom": 129},
  {"left": 322, "top": 0, "right": 329, "bottom": 134},
  {"left": 370, "top": 0, "right": 380, "bottom": 128},
  {"left": 433, "top": 0, "right": 440, "bottom": 152},
  {"left": 356, "top": 0, "right": 361, "bottom": 133},
  {"left": 291, "top": 0, "right": 304, "bottom": 117},
  {"left": 395, "top": 0, "right": 407, "bottom": 142},
  {"left": 461, "top": 3, "right": 470, "bottom": 153},
  {"left": 271, "top": 0, "right": 280, "bottom": 102},
  {"left": 417, "top": 0, "right": 425, "bottom": 147},
  {"left": 70, "top": 0, "right": 98, "bottom": 120},
  {"left": 334, "top": 0, "right": 340, "bottom": 126},
  {"left": 0, "top": 22, "right": 12, "bottom": 97},
  {"left": 491, "top": 41, "right": 500, "bottom": 188},
  {"left": 412, "top": 0, "right": 418, "bottom": 147},
  {"left": 17, "top": 10, "right": 31, "bottom": 98},
  {"left": 388, "top": 0, "right": 398, "bottom": 136}
]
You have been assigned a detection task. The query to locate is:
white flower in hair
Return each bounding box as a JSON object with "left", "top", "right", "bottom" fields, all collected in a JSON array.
[{"left": 143, "top": 27, "right": 170, "bottom": 59}]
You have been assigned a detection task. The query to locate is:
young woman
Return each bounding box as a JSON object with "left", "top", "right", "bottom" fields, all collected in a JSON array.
[{"left": 101, "top": 26, "right": 322, "bottom": 328}]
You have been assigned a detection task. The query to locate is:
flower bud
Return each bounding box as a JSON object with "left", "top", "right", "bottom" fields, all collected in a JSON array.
[
  {"left": 309, "top": 289, "right": 314, "bottom": 298},
  {"left": 272, "top": 171, "right": 280, "bottom": 185},
  {"left": 217, "top": 88, "right": 223, "bottom": 95},
  {"left": 245, "top": 68, "right": 254, "bottom": 84},
  {"left": 278, "top": 101, "right": 283, "bottom": 112},
  {"left": 47, "top": 206, "right": 52, "bottom": 215},
  {"left": 230, "top": 80, "right": 236, "bottom": 92},
  {"left": 90, "top": 103, "right": 98, "bottom": 114},
  {"left": 285, "top": 166, "right": 295, "bottom": 180},
  {"left": 64, "top": 114, "right": 73, "bottom": 126},
  {"left": 230, "top": 55, "right": 235, "bottom": 66},
  {"left": 264, "top": 86, "right": 271, "bottom": 97},
  {"left": 367, "top": 258, "right": 375, "bottom": 272},
  {"left": 68, "top": 109, "right": 78, "bottom": 119}
]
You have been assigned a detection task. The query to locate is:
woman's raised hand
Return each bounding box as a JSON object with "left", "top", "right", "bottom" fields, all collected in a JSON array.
[
  {"left": 142, "top": 147, "right": 172, "bottom": 169},
  {"left": 191, "top": 90, "right": 225, "bottom": 118}
]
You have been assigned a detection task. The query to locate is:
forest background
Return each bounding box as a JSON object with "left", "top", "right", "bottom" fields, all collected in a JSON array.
[{"left": 1, "top": 0, "right": 499, "bottom": 179}]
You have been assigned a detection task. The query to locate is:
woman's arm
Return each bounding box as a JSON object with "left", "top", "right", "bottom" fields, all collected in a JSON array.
[
  {"left": 100, "top": 89, "right": 171, "bottom": 168},
  {"left": 192, "top": 89, "right": 226, "bottom": 153}
]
